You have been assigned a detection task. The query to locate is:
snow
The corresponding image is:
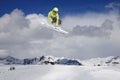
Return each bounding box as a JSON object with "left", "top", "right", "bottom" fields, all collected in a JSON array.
[
  {"left": 0, "top": 65, "right": 120, "bottom": 80},
  {"left": 39, "top": 18, "right": 69, "bottom": 34},
  {"left": 0, "top": 56, "right": 82, "bottom": 65},
  {"left": 0, "top": 56, "right": 120, "bottom": 80},
  {"left": 81, "top": 56, "right": 120, "bottom": 66}
]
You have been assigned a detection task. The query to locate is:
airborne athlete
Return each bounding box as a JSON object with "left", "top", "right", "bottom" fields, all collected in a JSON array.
[
  {"left": 47, "top": 7, "right": 68, "bottom": 34},
  {"left": 48, "top": 7, "right": 61, "bottom": 27}
]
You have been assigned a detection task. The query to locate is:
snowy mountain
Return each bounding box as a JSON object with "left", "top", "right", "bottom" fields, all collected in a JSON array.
[
  {"left": 82, "top": 56, "right": 120, "bottom": 66},
  {"left": 0, "top": 56, "right": 82, "bottom": 66},
  {"left": 0, "top": 56, "right": 23, "bottom": 65},
  {"left": 0, "top": 56, "right": 120, "bottom": 80},
  {"left": 0, "top": 56, "right": 120, "bottom": 66}
]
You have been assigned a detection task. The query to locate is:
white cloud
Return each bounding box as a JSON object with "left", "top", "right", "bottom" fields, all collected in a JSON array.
[
  {"left": 0, "top": 9, "right": 28, "bottom": 33},
  {"left": 0, "top": 49, "right": 8, "bottom": 57},
  {"left": 0, "top": 5, "right": 120, "bottom": 59},
  {"left": 0, "top": 9, "right": 54, "bottom": 58},
  {"left": 70, "top": 19, "right": 113, "bottom": 37},
  {"left": 105, "top": 2, "right": 120, "bottom": 10}
]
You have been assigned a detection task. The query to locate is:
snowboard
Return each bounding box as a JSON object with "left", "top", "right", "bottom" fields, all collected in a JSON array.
[{"left": 41, "top": 21, "right": 69, "bottom": 34}]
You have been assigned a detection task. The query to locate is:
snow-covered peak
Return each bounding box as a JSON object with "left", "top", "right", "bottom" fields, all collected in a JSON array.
[
  {"left": 42, "top": 55, "right": 58, "bottom": 62},
  {"left": 0, "top": 56, "right": 120, "bottom": 66},
  {"left": 0, "top": 56, "right": 82, "bottom": 66},
  {"left": 81, "top": 56, "right": 120, "bottom": 66}
]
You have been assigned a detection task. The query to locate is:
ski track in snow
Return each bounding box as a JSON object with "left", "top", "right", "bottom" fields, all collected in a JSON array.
[{"left": 0, "top": 65, "right": 120, "bottom": 80}]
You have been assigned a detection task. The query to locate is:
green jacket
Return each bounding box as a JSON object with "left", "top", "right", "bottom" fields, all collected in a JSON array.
[{"left": 48, "top": 10, "right": 59, "bottom": 26}]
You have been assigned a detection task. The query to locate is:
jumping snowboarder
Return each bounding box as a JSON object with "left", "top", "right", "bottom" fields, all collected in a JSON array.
[
  {"left": 47, "top": 7, "right": 68, "bottom": 34},
  {"left": 48, "top": 7, "right": 61, "bottom": 27}
]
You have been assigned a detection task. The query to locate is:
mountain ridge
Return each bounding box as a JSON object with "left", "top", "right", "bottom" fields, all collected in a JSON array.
[
  {"left": 0, "top": 56, "right": 120, "bottom": 66},
  {"left": 0, "top": 55, "right": 82, "bottom": 66}
]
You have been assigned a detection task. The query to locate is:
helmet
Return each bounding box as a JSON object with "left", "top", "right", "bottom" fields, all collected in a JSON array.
[{"left": 53, "top": 7, "right": 59, "bottom": 12}]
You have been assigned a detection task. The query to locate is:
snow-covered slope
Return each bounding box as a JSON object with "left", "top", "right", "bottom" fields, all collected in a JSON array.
[
  {"left": 0, "top": 56, "right": 120, "bottom": 80},
  {"left": 0, "top": 65, "right": 120, "bottom": 80},
  {"left": 82, "top": 56, "right": 120, "bottom": 66}
]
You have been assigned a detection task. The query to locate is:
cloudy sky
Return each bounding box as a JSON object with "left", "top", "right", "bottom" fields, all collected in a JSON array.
[{"left": 0, "top": 0, "right": 120, "bottom": 59}]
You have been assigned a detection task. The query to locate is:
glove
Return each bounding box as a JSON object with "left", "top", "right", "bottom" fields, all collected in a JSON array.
[{"left": 55, "top": 23, "right": 59, "bottom": 27}]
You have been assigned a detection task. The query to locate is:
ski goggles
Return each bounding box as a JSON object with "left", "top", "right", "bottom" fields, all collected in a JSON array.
[{"left": 53, "top": 10, "right": 58, "bottom": 13}]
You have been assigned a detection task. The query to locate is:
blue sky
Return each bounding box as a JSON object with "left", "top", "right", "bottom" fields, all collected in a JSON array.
[
  {"left": 0, "top": 0, "right": 119, "bottom": 17},
  {"left": 0, "top": 0, "right": 120, "bottom": 59}
]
